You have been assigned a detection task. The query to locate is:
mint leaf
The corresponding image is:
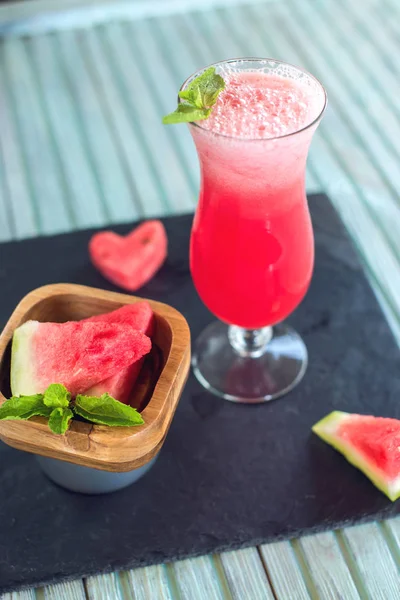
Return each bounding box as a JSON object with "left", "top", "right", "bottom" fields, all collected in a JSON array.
[
  {"left": 0, "top": 395, "right": 52, "bottom": 421},
  {"left": 48, "top": 407, "right": 73, "bottom": 435},
  {"left": 74, "top": 393, "right": 144, "bottom": 427},
  {"left": 178, "top": 86, "right": 203, "bottom": 109},
  {"left": 163, "top": 66, "right": 225, "bottom": 125},
  {"left": 43, "top": 383, "right": 71, "bottom": 408},
  {"left": 163, "top": 104, "right": 211, "bottom": 125},
  {"left": 179, "top": 66, "right": 226, "bottom": 108},
  {"left": 203, "top": 86, "right": 224, "bottom": 108}
]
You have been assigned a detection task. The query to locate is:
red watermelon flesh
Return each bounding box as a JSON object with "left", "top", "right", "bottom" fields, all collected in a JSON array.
[
  {"left": 89, "top": 220, "right": 167, "bottom": 292},
  {"left": 337, "top": 415, "right": 400, "bottom": 480},
  {"left": 313, "top": 411, "right": 400, "bottom": 501},
  {"left": 85, "top": 302, "right": 154, "bottom": 332},
  {"left": 11, "top": 320, "right": 151, "bottom": 397},
  {"left": 82, "top": 302, "right": 154, "bottom": 404}
]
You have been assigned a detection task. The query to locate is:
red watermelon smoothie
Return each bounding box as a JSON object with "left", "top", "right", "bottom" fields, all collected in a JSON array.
[
  {"left": 186, "top": 59, "right": 326, "bottom": 403},
  {"left": 189, "top": 67, "right": 325, "bottom": 329}
]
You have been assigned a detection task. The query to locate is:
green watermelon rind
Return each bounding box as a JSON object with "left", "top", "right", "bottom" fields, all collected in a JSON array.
[
  {"left": 312, "top": 411, "right": 400, "bottom": 502},
  {"left": 10, "top": 321, "right": 38, "bottom": 397}
]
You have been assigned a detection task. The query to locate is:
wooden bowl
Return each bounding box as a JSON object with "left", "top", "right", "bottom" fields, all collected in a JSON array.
[{"left": 0, "top": 284, "right": 191, "bottom": 473}]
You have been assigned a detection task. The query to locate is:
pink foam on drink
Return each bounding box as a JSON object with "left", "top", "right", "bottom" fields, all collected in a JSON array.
[{"left": 201, "top": 72, "right": 316, "bottom": 139}]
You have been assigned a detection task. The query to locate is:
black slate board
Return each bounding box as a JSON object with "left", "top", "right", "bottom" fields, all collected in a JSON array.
[{"left": 0, "top": 194, "right": 399, "bottom": 594}]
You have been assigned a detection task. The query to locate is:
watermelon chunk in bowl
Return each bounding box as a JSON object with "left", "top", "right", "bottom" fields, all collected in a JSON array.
[
  {"left": 0, "top": 284, "right": 190, "bottom": 494},
  {"left": 82, "top": 302, "right": 155, "bottom": 405},
  {"left": 313, "top": 411, "right": 400, "bottom": 502},
  {"left": 11, "top": 319, "right": 151, "bottom": 398}
]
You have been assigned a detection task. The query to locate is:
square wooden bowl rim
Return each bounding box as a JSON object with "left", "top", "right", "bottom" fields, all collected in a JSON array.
[{"left": 0, "top": 284, "right": 191, "bottom": 472}]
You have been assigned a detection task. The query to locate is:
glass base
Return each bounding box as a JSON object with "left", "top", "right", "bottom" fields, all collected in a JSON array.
[{"left": 192, "top": 321, "right": 307, "bottom": 403}]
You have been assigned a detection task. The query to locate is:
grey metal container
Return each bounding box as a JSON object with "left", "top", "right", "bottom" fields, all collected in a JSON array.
[{"left": 36, "top": 454, "right": 158, "bottom": 494}]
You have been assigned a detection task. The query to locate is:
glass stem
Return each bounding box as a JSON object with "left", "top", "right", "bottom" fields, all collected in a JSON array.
[{"left": 228, "top": 326, "right": 273, "bottom": 358}]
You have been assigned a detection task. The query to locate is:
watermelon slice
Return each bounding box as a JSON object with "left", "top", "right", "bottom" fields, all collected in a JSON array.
[
  {"left": 11, "top": 320, "right": 151, "bottom": 397},
  {"left": 313, "top": 411, "right": 400, "bottom": 502},
  {"left": 89, "top": 220, "right": 167, "bottom": 292},
  {"left": 85, "top": 302, "right": 154, "bottom": 331},
  {"left": 82, "top": 302, "right": 154, "bottom": 404}
]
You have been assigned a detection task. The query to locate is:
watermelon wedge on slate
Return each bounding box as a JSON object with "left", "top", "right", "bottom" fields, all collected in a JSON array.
[
  {"left": 11, "top": 320, "right": 151, "bottom": 397},
  {"left": 82, "top": 302, "right": 154, "bottom": 404},
  {"left": 313, "top": 411, "right": 400, "bottom": 501},
  {"left": 89, "top": 220, "right": 167, "bottom": 292}
]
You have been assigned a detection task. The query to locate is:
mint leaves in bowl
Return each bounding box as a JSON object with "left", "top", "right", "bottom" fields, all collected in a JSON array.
[{"left": 0, "top": 383, "right": 144, "bottom": 435}]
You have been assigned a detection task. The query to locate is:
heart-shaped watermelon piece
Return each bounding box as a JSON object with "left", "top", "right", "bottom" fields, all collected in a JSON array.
[{"left": 89, "top": 220, "right": 167, "bottom": 292}]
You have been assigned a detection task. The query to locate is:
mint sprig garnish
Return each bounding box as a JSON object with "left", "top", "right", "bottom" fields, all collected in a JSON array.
[
  {"left": 48, "top": 407, "right": 74, "bottom": 435},
  {"left": 75, "top": 393, "right": 144, "bottom": 427},
  {"left": 163, "top": 104, "right": 212, "bottom": 124},
  {"left": 0, "top": 395, "right": 52, "bottom": 420},
  {"left": 0, "top": 384, "right": 144, "bottom": 434},
  {"left": 162, "top": 66, "right": 225, "bottom": 125},
  {"left": 43, "top": 383, "right": 71, "bottom": 408}
]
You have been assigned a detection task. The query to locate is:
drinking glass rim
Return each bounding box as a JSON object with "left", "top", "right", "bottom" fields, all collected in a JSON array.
[{"left": 179, "top": 57, "right": 327, "bottom": 142}]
